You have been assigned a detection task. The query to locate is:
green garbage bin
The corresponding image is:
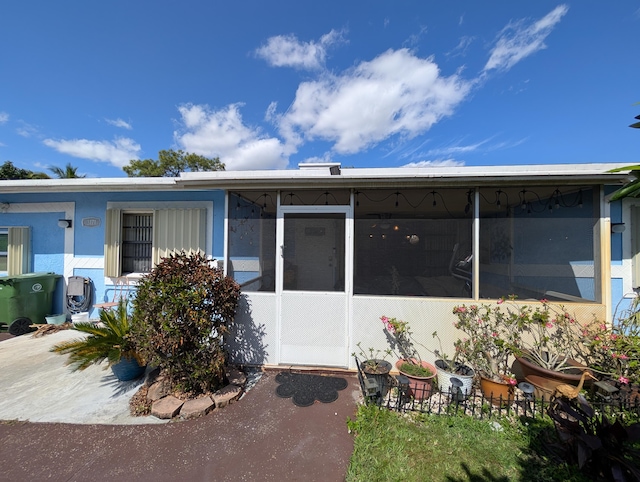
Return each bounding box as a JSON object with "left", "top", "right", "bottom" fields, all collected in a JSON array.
[{"left": 0, "top": 272, "right": 62, "bottom": 336}]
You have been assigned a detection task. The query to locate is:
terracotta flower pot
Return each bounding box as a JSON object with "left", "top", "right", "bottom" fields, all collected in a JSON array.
[
  {"left": 515, "top": 356, "right": 592, "bottom": 387},
  {"left": 396, "top": 359, "right": 437, "bottom": 401},
  {"left": 480, "top": 375, "right": 514, "bottom": 406}
]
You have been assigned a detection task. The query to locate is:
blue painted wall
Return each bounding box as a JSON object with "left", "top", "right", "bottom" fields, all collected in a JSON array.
[{"left": 0, "top": 189, "right": 224, "bottom": 318}]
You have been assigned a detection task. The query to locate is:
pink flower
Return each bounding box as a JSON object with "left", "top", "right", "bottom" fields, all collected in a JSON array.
[
  {"left": 546, "top": 323, "right": 553, "bottom": 329},
  {"left": 540, "top": 298, "right": 548, "bottom": 303},
  {"left": 610, "top": 334, "right": 619, "bottom": 341},
  {"left": 380, "top": 316, "right": 394, "bottom": 333},
  {"left": 599, "top": 324, "right": 607, "bottom": 331},
  {"left": 507, "top": 377, "right": 517, "bottom": 386},
  {"left": 619, "top": 354, "right": 629, "bottom": 360},
  {"left": 619, "top": 376, "right": 630, "bottom": 385},
  {"left": 497, "top": 299, "right": 504, "bottom": 304},
  {"left": 470, "top": 305, "right": 477, "bottom": 310},
  {"left": 492, "top": 332, "right": 498, "bottom": 337}
]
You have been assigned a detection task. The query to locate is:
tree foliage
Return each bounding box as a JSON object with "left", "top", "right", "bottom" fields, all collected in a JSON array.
[
  {"left": 0, "top": 161, "right": 49, "bottom": 180},
  {"left": 49, "top": 162, "right": 86, "bottom": 178},
  {"left": 123, "top": 149, "right": 225, "bottom": 177},
  {"left": 607, "top": 105, "right": 640, "bottom": 201},
  {"left": 129, "top": 252, "right": 240, "bottom": 394}
]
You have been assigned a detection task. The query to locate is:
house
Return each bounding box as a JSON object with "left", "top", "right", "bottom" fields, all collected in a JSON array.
[{"left": 0, "top": 162, "right": 635, "bottom": 369}]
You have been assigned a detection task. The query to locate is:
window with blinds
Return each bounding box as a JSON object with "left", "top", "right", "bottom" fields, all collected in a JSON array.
[
  {"left": 0, "top": 227, "right": 31, "bottom": 275},
  {"left": 0, "top": 229, "right": 7, "bottom": 273}
]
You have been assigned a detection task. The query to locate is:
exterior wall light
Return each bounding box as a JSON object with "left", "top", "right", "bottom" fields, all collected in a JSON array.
[
  {"left": 611, "top": 223, "right": 625, "bottom": 233},
  {"left": 58, "top": 219, "right": 72, "bottom": 229}
]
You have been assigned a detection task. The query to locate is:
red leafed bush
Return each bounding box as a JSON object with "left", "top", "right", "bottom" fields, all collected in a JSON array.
[{"left": 130, "top": 251, "right": 240, "bottom": 394}]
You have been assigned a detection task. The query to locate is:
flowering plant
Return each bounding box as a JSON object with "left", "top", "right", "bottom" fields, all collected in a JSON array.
[
  {"left": 573, "top": 298, "right": 640, "bottom": 385},
  {"left": 381, "top": 316, "right": 433, "bottom": 377},
  {"left": 452, "top": 303, "right": 518, "bottom": 382}
]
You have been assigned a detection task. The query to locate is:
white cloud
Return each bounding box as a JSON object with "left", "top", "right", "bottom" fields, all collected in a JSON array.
[
  {"left": 0, "top": 112, "right": 8, "bottom": 124},
  {"left": 484, "top": 5, "right": 569, "bottom": 72},
  {"left": 402, "top": 159, "right": 465, "bottom": 168},
  {"left": 278, "top": 48, "right": 472, "bottom": 154},
  {"left": 446, "top": 36, "right": 475, "bottom": 58},
  {"left": 255, "top": 29, "right": 345, "bottom": 70},
  {"left": 300, "top": 153, "right": 335, "bottom": 164},
  {"left": 16, "top": 122, "right": 39, "bottom": 138},
  {"left": 174, "top": 103, "right": 289, "bottom": 170},
  {"left": 425, "top": 139, "right": 491, "bottom": 158},
  {"left": 42, "top": 137, "right": 141, "bottom": 168},
  {"left": 105, "top": 118, "right": 132, "bottom": 130}
]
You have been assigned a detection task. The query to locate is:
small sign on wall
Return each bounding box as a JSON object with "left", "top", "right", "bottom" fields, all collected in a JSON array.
[{"left": 82, "top": 217, "right": 101, "bottom": 228}]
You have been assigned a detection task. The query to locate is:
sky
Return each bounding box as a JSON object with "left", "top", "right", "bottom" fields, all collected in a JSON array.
[{"left": 0, "top": 1, "right": 638, "bottom": 178}]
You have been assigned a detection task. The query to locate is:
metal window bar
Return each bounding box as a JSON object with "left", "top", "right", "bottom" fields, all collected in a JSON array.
[{"left": 122, "top": 213, "right": 153, "bottom": 273}]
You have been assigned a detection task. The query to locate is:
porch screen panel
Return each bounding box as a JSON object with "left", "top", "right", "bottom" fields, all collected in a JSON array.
[
  {"left": 7, "top": 227, "right": 30, "bottom": 275},
  {"left": 104, "top": 208, "right": 122, "bottom": 277},
  {"left": 228, "top": 192, "right": 277, "bottom": 292},
  {"left": 478, "top": 187, "right": 597, "bottom": 302},
  {"left": 152, "top": 208, "right": 206, "bottom": 265}
]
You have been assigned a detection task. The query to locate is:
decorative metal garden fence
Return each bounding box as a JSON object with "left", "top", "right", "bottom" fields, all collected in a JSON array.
[{"left": 355, "top": 358, "right": 640, "bottom": 421}]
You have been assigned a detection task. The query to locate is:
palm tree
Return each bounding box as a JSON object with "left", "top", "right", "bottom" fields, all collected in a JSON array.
[
  {"left": 48, "top": 163, "right": 86, "bottom": 179},
  {"left": 51, "top": 301, "right": 141, "bottom": 371}
]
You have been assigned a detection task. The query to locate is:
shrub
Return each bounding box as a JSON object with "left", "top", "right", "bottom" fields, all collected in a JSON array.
[{"left": 130, "top": 251, "right": 240, "bottom": 394}]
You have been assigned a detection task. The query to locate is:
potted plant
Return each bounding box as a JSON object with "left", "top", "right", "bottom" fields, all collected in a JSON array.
[
  {"left": 353, "top": 342, "right": 393, "bottom": 396},
  {"left": 51, "top": 300, "right": 146, "bottom": 381},
  {"left": 493, "top": 297, "right": 594, "bottom": 387},
  {"left": 452, "top": 303, "right": 517, "bottom": 405},
  {"left": 381, "top": 315, "right": 437, "bottom": 400},
  {"left": 431, "top": 331, "right": 475, "bottom": 399}
]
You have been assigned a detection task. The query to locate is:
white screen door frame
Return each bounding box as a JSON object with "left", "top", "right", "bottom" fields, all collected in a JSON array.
[{"left": 275, "top": 204, "right": 352, "bottom": 367}]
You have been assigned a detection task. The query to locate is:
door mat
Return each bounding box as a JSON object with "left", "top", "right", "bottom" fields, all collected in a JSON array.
[{"left": 275, "top": 372, "right": 348, "bottom": 407}]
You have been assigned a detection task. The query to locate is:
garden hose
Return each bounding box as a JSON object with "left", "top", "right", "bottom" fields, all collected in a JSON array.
[{"left": 66, "top": 276, "right": 92, "bottom": 314}]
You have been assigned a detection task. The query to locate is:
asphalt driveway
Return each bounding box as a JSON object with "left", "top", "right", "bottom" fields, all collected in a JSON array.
[{"left": 0, "top": 331, "right": 361, "bottom": 481}]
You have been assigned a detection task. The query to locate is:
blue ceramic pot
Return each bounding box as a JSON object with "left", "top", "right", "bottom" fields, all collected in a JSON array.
[{"left": 111, "top": 356, "right": 146, "bottom": 381}]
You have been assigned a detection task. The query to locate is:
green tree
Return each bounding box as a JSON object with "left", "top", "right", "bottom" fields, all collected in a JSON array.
[
  {"left": 123, "top": 149, "right": 225, "bottom": 177},
  {"left": 0, "top": 161, "right": 48, "bottom": 180},
  {"left": 48, "top": 162, "right": 86, "bottom": 178}
]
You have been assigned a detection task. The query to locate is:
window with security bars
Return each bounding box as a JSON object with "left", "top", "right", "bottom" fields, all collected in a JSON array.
[
  {"left": 122, "top": 213, "right": 153, "bottom": 273},
  {"left": 104, "top": 207, "right": 206, "bottom": 277}
]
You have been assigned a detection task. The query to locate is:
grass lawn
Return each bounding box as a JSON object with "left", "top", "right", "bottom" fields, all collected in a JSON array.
[{"left": 346, "top": 404, "right": 590, "bottom": 482}]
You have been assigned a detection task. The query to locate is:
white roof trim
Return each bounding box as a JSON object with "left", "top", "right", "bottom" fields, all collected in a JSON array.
[{"left": 0, "top": 163, "right": 630, "bottom": 193}]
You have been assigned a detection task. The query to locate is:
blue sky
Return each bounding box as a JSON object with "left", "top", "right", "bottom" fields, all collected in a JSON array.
[{"left": 1, "top": 1, "right": 638, "bottom": 178}]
